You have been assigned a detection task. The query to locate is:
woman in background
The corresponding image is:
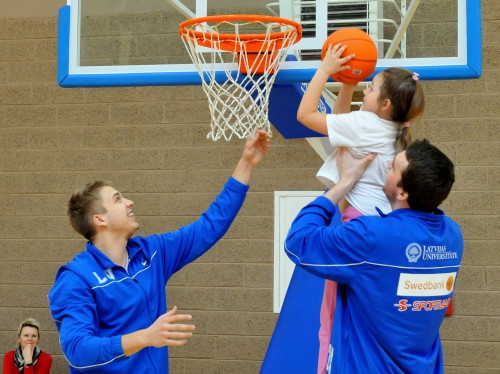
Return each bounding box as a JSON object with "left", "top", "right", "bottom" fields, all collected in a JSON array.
[{"left": 2, "top": 317, "right": 52, "bottom": 374}]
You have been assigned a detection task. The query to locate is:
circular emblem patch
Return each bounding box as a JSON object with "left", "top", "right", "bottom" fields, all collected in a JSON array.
[{"left": 406, "top": 243, "right": 422, "bottom": 263}]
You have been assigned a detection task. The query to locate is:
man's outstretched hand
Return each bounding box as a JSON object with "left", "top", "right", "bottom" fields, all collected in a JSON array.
[
  {"left": 232, "top": 130, "right": 271, "bottom": 185},
  {"left": 122, "top": 305, "right": 195, "bottom": 357}
]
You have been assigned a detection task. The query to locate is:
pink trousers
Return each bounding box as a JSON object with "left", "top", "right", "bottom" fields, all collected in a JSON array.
[{"left": 317, "top": 207, "right": 363, "bottom": 374}]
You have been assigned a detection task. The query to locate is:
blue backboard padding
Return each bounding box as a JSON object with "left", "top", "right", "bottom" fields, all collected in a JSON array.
[
  {"left": 269, "top": 84, "right": 325, "bottom": 139},
  {"left": 466, "top": 1, "right": 483, "bottom": 77},
  {"left": 57, "top": 6, "right": 70, "bottom": 85},
  {"left": 260, "top": 265, "right": 325, "bottom": 374}
]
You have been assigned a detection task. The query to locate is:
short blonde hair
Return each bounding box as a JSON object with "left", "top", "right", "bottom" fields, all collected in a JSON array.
[{"left": 17, "top": 317, "right": 41, "bottom": 339}]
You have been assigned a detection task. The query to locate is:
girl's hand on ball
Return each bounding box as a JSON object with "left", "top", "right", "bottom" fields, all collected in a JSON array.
[{"left": 319, "top": 43, "right": 355, "bottom": 76}]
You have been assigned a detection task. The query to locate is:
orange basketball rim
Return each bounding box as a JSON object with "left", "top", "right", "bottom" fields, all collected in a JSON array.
[{"left": 179, "top": 14, "right": 302, "bottom": 75}]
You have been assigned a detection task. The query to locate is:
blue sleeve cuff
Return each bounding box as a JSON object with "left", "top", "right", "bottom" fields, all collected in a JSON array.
[
  {"left": 113, "top": 335, "right": 125, "bottom": 357},
  {"left": 316, "top": 195, "right": 337, "bottom": 212},
  {"left": 227, "top": 176, "right": 250, "bottom": 193}
]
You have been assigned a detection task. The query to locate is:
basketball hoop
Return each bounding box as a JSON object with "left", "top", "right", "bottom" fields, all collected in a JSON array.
[{"left": 179, "top": 15, "right": 302, "bottom": 141}]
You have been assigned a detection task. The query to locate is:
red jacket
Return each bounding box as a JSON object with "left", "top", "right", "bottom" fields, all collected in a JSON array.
[{"left": 2, "top": 350, "right": 52, "bottom": 374}]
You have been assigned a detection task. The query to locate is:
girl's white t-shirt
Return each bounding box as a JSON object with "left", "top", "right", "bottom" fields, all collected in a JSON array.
[{"left": 317, "top": 111, "right": 398, "bottom": 216}]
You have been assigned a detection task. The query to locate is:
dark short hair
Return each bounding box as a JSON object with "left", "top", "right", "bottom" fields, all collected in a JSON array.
[
  {"left": 399, "top": 140, "right": 455, "bottom": 212},
  {"left": 67, "top": 181, "right": 111, "bottom": 241}
]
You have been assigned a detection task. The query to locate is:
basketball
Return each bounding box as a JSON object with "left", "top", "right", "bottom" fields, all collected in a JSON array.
[{"left": 321, "top": 28, "right": 377, "bottom": 84}]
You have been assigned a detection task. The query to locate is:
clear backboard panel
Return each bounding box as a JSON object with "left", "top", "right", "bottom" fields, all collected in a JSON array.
[{"left": 58, "top": 0, "right": 482, "bottom": 87}]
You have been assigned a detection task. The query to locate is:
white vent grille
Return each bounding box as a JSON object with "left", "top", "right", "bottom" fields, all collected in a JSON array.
[
  {"left": 299, "top": 1, "right": 370, "bottom": 60},
  {"left": 266, "top": 0, "right": 405, "bottom": 60}
]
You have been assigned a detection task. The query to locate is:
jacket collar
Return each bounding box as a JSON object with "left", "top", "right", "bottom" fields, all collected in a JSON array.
[
  {"left": 86, "top": 239, "right": 144, "bottom": 269},
  {"left": 376, "top": 207, "right": 445, "bottom": 219}
]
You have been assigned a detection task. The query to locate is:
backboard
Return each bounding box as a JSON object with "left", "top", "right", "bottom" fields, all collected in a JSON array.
[{"left": 58, "top": 0, "right": 482, "bottom": 87}]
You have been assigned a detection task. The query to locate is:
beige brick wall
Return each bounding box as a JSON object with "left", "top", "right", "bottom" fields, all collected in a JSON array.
[{"left": 0, "top": 1, "right": 498, "bottom": 373}]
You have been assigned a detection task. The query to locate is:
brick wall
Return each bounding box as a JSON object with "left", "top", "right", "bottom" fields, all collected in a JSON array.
[{"left": 0, "top": 1, "right": 498, "bottom": 373}]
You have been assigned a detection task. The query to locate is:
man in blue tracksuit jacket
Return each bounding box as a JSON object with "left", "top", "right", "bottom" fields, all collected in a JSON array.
[
  {"left": 48, "top": 131, "right": 271, "bottom": 373},
  {"left": 285, "top": 140, "right": 463, "bottom": 373}
]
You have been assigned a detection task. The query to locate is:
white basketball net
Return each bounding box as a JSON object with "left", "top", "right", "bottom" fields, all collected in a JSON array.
[{"left": 180, "top": 16, "right": 301, "bottom": 141}]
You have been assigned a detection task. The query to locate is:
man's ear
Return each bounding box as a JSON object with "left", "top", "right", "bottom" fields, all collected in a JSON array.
[
  {"left": 397, "top": 189, "right": 409, "bottom": 202},
  {"left": 93, "top": 214, "right": 107, "bottom": 227}
]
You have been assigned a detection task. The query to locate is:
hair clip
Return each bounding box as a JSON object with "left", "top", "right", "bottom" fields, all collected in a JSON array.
[
  {"left": 411, "top": 72, "right": 419, "bottom": 81},
  {"left": 402, "top": 122, "right": 411, "bottom": 128}
]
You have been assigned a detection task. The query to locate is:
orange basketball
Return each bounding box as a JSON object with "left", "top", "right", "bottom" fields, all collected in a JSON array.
[{"left": 321, "top": 28, "right": 377, "bottom": 84}]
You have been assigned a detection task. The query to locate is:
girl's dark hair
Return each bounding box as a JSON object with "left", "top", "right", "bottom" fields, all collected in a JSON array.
[
  {"left": 399, "top": 139, "right": 455, "bottom": 212},
  {"left": 379, "top": 68, "right": 425, "bottom": 152},
  {"left": 67, "top": 181, "right": 111, "bottom": 241}
]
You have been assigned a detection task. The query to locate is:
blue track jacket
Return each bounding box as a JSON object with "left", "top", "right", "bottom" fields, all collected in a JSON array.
[
  {"left": 48, "top": 177, "right": 248, "bottom": 373},
  {"left": 285, "top": 196, "right": 463, "bottom": 374}
]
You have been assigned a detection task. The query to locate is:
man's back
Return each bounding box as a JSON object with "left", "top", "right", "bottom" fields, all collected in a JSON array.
[
  {"left": 332, "top": 208, "right": 462, "bottom": 373},
  {"left": 285, "top": 198, "right": 463, "bottom": 373}
]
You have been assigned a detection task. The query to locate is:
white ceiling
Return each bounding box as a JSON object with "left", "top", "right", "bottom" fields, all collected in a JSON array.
[{"left": 1, "top": 0, "right": 66, "bottom": 18}]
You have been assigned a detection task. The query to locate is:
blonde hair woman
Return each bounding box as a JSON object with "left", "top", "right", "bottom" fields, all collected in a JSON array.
[{"left": 2, "top": 318, "right": 53, "bottom": 373}]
